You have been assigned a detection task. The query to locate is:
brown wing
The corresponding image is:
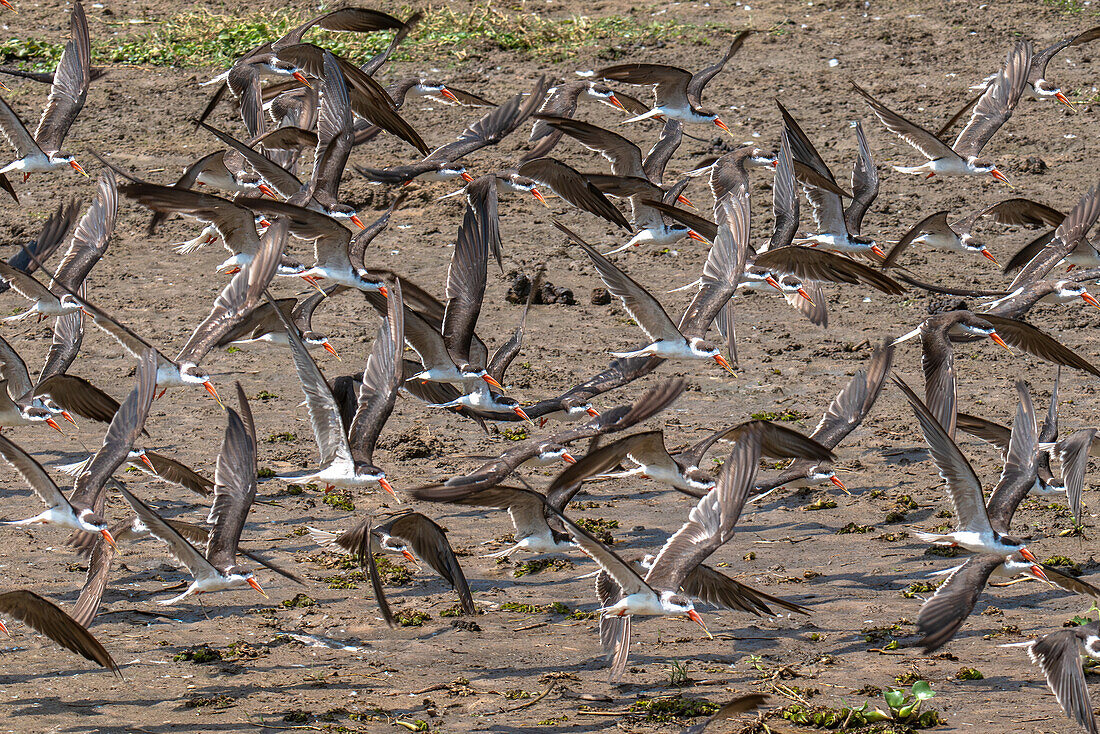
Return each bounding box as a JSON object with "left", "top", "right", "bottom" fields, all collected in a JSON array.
[
  {"left": 68, "top": 349, "right": 157, "bottom": 511},
  {"left": 952, "top": 42, "right": 1032, "bottom": 159},
  {"left": 206, "top": 400, "right": 257, "bottom": 570},
  {"left": 882, "top": 211, "right": 951, "bottom": 269},
  {"left": 349, "top": 280, "right": 403, "bottom": 465},
  {"left": 517, "top": 157, "right": 631, "bottom": 230},
  {"left": 70, "top": 536, "right": 113, "bottom": 628},
  {"left": 597, "top": 63, "right": 692, "bottom": 110},
  {"left": 34, "top": 3, "right": 90, "bottom": 155},
  {"left": 851, "top": 82, "right": 958, "bottom": 162},
  {"left": 144, "top": 450, "right": 214, "bottom": 497},
  {"left": 753, "top": 247, "right": 904, "bottom": 295},
  {"left": 916, "top": 555, "right": 1001, "bottom": 652},
  {"left": 0, "top": 589, "right": 118, "bottom": 674},
  {"left": 34, "top": 374, "right": 120, "bottom": 425},
  {"left": 981, "top": 314, "right": 1100, "bottom": 378}
]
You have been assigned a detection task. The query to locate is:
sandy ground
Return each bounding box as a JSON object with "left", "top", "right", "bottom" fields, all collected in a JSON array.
[{"left": 0, "top": 0, "right": 1100, "bottom": 732}]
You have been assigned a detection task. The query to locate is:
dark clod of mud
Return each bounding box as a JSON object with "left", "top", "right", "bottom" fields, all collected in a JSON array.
[{"left": 505, "top": 271, "right": 575, "bottom": 305}]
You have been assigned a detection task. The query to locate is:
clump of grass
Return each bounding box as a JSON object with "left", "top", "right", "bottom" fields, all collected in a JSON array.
[
  {"left": 281, "top": 593, "right": 315, "bottom": 609},
  {"left": 369, "top": 555, "right": 411, "bottom": 585},
  {"left": 627, "top": 696, "right": 717, "bottom": 722},
  {"left": 305, "top": 551, "right": 357, "bottom": 570},
  {"left": 956, "top": 667, "right": 983, "bottom": 680},
  {"left": 267, "top": 432, "right": 297, "bottom": 443},
  {"left": 903, "top": 581, "right": 940, "bottom": 598},
  {"left": 185, "top": 694, "right": 235, "bottom": 709},
  {"left": 665, "top": 660, "right": 691, "bottom": 688},
  {"left": 174, "top": 645, "right": 222, "bottom": 663},
  {"left": 0, "top": 6, "right": 716, "bottom": 73},
  {"left": 501, "top": 426, "right": 528, "bottom": 441},
  {"left": 513, "top": 557, "right": 574, "bottom": 577},
  {"left": 395, "top": 609, "right": 431, "bottom": 627},
  {"left": 804, "top": 498, "right": 837, "bottom": 511},
  {"left": 576, "top": 517, "right": 618, "bottom": 543},
  {"left": 322, "top": 492, "right": 355, "bottom": 511},
  {"left": 223, "top": 641, "right": 267, "bottom": 660},
  {"left": 924, "top": 546, "right": 963, "bottom": 558},
  {"left": 836, "top": 522, "right": 874, "bottom": 534},
  {"left": 257, "top": 467, "right": 276, "bottom": 479},
  {"left": 322, "top": 571, "right": 364, "bottom": 589},
  {"left": 751, "top": 409, "right": 808, "bottom": 422}
]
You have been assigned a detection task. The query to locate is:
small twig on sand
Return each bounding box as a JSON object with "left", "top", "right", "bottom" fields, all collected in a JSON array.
[{"left": 503, "top": 683, "right": 556, "bottom": 712}]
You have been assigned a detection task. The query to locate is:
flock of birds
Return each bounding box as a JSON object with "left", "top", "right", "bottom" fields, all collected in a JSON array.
[{"left": 1, "top": 4, "right": 1100, "bottom": 731}]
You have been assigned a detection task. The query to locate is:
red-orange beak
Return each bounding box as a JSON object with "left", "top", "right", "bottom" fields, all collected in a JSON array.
[
  {"left": 257, "top": 218, "right": 271, "bottom": 228},
  {"left": 45, "top": 417, "right": 63, "bottom": 434},
  {"left": 70, "top": 159, "right": 89, "bottom": 177},
  {"left": 990, "top": 168, "right": 1011, "bottom": 187},
  {"left": 989, "top": 331, "right": 1012, "bottom": 352},
  {"left": 258, "top": 183, "right": 277, "bottom": 199},
  {"left": 1055, "top": 91, "right": 1077, "bottom": 112},
  {"left": 247, "top": 576, "right": 268, "bottom": 598},
  {"left": 796, "top": 287, "right": 815, "bottom": 306},
  {"left": 714, "top": 353, "right": 736, "bottom": 376},
  {"left": 0, "top": 0, "right": 15, "bottom": 13},
  {"left": 1082, "top": 292, "right": 1100, "bottom": 311},
  {"left": 585, "top": 406, "right": 600, "bottom": 417},
  {"left": 203, "top": 381, "right": 224, "bottom": 407},
  {"left": 561, "top": 452, "right": 577, "bottom": 465},
  {"left": 322, "top": 341, "right": 341, "bottom": 359},
  {"left": 350, "top": 214, "right": 366, "bottom": 230},
  {"left": 980, "top": 248, "right": 1000, "bottom": 266},
  {"left": 513, "top": 406, "right": 534, "bottom": 425},
  {"left": 378, "top": 476, "right": 396, "bottom": 498},
  {"left": 713, "top": 118, "right": 732, "bottom": 137},
  {"left": 530, "top": 188, "right": 548, "bottom": 207},
  {"left": 1030, "top": 564, "right": 1049, "bottom": 582},
  {"left": 1018, "top": 547, "right": 1038, "bottom": 564},
  {"left": 482, "top": 373, "right": 503, "bottom": 390},
  {"left": 439, "top": 87, "right": 459, "bottom": 103},
  {"left": 687, "top": 230, "right": 711, "bottom": 245},
  {"left": 686, "top": 609, "right": 712, "bottom": 638},
  {"left": 764, "top": 275, "right": 785, "bottom": 293},
  {"left": 830, "top": 475, "right": 849, "bottom": 494},
  {"left": 870, "top": 243, "right": 888, "bottom": 259},
  {"left": 292, "top": 71, "right": 312, "bottom": 89},
  {"left": 60, "top": 410, "right": 77, "bottom": 427},
  {"left": 608, "top": 94, "right": 626, "bottom": 111},
  {"left": 401, "top": 549, "right": 417, "bottom": 563},
  {"left": 0, "top": 619, "right": 9, "bottom": 638},
  {"left": 100, "top": 528, "right": 118, "bottom": 551},
  {"left": 224, "top": 266, "right": 241, "bottom": 275},
  {"left": 301, "top": 275, "right": 327, "bottom": 294},
  {"left": 139, "top": 452, "right": 156, "bottom": 473},
  {"left": 460, "top": 171, "right": 474, "bottom": 183},
  {"left": 676, "top": 194, "right": 695, "bottom": 209}
]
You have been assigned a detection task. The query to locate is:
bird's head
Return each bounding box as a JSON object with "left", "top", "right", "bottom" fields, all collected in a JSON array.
[
  {"left": 750, "top": 149, "right": 779, "bottom": 168},
  {"left": 225, "top": 565, "right": 268, "bottom": 597},
  {"left": 77, "top": 508, "right": 117, "bottom": 549},
  {"left": 1034, "top": 79, "right": 1075, "bottom": 110},
  {"left": 586, "top": 82, "right": 625, "bottom": 110},
  {"left": 179, "top": 363, "right": 222, "bottom": 404},
  {"left": 354, "top": 463, "right": 396, "bottom": 497},
  {"left": 968, "top": 157, "right": 1010, "bottom": 186},
  {"left": 49, "top": 152, "right": 88, "bottom": 176},
  {"left": 689, "top": 337, "right": 734, "bottom": 374},
  {"left": 303, "top": 331, "right": 340, "bottom": 359}
]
